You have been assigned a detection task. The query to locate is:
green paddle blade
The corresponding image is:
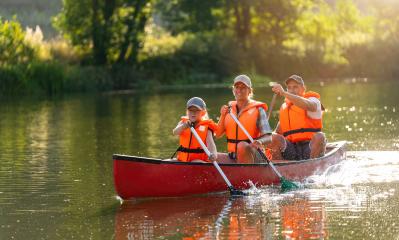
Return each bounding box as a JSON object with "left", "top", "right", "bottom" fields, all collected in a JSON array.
[{"left": 280, "top": 177, "right": 299, "bottom": 192}]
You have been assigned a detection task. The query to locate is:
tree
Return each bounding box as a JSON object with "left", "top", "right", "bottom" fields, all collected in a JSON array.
[{"left": 53, "top": 0, "right": 152, "bottom": 65}]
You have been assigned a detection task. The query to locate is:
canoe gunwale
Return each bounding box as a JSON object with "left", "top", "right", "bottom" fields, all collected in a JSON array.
[{"left": 113, "top": 141, "right": 346, "bottom": 167}]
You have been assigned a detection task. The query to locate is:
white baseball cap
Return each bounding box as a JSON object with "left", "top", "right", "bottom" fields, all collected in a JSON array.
[{"left": 233, "top": 74, "right": 252, "bottom": 88}]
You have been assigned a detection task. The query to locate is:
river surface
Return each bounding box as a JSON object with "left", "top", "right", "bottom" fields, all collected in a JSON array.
[{"left": 0, "top": 79, "right": 398, "bottom": 239}]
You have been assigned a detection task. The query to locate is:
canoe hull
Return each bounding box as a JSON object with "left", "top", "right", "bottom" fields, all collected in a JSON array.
[{"left": 113, "top": 141, "right": 346, "bottom": 199}]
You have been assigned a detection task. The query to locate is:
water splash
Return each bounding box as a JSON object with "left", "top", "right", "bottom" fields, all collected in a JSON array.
[{"left": 305, "top": 151, "right": 399, "bottom": 187}]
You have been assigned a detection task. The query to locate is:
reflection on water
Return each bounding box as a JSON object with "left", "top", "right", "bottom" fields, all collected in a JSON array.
[{"left": 1, "top": 80, "right": 399, "bottom": 239}]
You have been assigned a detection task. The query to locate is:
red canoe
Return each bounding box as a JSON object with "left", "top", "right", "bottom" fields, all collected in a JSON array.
[{"left": 113, "top": 141, "right": 347, "bottom": 199}]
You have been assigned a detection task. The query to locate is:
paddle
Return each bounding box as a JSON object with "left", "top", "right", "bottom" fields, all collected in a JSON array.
[
  {"left": 267, "top": 94, "right": 277, "bottom": 120},
  {"left": 227, "top": 106, "right": 299, "bottom": 192},
  {"left": 189, "top": 124, "right": 247, "bottom": 196}
]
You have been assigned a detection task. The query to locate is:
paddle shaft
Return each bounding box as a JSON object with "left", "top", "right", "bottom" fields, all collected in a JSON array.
[
  {"left": 267, "top": 94, "right": 277, "bottom": 120},
  {"left": 189, "top": 126, "right": 235, "bottom": 188},
  {"left": 228, "top": 111, "right": 283, "bottom": 179}
]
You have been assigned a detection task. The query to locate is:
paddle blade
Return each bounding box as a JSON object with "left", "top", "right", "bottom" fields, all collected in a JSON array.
[
  {"left": 228, "top": 186, "right": 248, "bottom": 197},
  {"left": 280, "top": 177, "right": 299, "bottom": 192}
]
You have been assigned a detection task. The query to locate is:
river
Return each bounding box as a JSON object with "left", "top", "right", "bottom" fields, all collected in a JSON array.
[{"left": 0, "top": 79, "right": 398, "bottom": 239}]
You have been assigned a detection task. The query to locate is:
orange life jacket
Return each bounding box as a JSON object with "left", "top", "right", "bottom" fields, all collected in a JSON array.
[
  {"left": 177, "top": 117, "right": 218, "bottom": 162},
  {"left": 279, "top": 91, "right": 323, "bottom": 143},
  {"left": 224, "top": 100, "right": 268, "bottom": 154}
]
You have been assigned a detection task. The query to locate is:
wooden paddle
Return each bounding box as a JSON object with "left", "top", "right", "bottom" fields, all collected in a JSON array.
[
  {"left": 189, "top": 124, "right": 247, "bottom": 196},
  {"left": 227, "top": 106, "right": 299, "bottom": 192}
]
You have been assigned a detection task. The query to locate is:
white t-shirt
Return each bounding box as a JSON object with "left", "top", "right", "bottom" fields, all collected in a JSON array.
[{"left": 307, "top": 97, "right": 322, "bottom": 119}]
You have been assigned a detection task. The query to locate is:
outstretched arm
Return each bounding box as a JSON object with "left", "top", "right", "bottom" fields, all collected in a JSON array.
[{"left": 272, "top": 84, "right": 317, "bottom": 111}]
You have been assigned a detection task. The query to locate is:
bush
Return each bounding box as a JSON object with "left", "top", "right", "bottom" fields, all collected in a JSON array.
[
  {"left": 25, "top": 61, "right": 65, "bottom": 95},
  {"left": 141, "top": 33, "right": 236, "bottom": 84},
  {"left": 0, "top": 17, "right": 35, "bottom": 67},
  {"left": 0, "top": 65, "right": 26, "bottom": 94}
]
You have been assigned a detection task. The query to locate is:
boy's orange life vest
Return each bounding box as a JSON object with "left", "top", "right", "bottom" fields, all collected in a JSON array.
[
  {"left": 224, "top": 100, "right": 268, "bottom": 154},
  {"left": 177, "top": 117, "right": 218, "bottom": 162},
  {"left": 279, "top": 91, "right": 323, "bottom": 143}
]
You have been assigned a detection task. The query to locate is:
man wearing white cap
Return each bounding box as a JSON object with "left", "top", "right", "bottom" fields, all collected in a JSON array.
[
  {"left": 215, "top": 75, "right": 273, "bottom": 163},
  {"left": 268, "top": 74, "right": 326, "bottom": 160}
]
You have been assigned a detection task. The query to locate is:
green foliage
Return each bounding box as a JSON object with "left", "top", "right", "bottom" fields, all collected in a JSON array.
[
  {"left": 53, "top": 0, "right": 153, "bottom": 65},
  {"left": 0, "top": 65, "right": 26, "bottom": 93},
  {"left": 284, "top": 0, "right": 374, "bottom": 65},
  {"left": 0, "top": 61, "right": 141, "bottom": 95},
  {"left": 141, "top": 34, "right": 237, "bottom": 84},
  {"left": 155, "top": 0, "right": 223, "bottom": 34},
  {"left": 0, "top": 17, "right": 35, "bottom": 67},
  {"left": 151, "top": 0, "right": 378, "bottom": 79},
  {"left": 25, "top": 61, "right": 65, "bottom": 95},
  {"left": 3, "top": 0, "right": 399, "bottom": 96}
]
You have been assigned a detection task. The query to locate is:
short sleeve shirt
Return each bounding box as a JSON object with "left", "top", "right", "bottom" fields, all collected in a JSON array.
[
  {"left": 256, "top": 107, "right": 272, "bottom": 135},
  {"left": 307, "top": 97, "right": 322, "bottom": 119}
]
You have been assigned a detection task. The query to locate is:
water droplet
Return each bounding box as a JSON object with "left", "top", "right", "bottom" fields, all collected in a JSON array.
[
  {"left": 337, "top": 96, "right": 342, "bottom": 101},
  {"left": 384, "top": 106, "right": 388, "bottom": 110},
  {"left": 353, "top": 123, "right": 357, "bottom": 126}
]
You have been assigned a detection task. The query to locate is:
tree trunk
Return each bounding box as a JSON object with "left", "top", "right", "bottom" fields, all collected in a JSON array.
[
  {"left": 232, "top": 0, "right": 251, "bottom": 50},
  {"left": 91, "top": 0, "right": 107, "bottom": 65},
  {"left": 117, "top": 0, "right": 148, "bottom": 64}
]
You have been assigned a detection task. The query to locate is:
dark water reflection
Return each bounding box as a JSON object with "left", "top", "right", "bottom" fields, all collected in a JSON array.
[{"left": 0, "top": 80, "right": 399, "bottom": 239}]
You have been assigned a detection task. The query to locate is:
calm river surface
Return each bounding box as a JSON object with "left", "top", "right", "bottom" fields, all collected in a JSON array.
[{"left": 1, "top": 79, "right": 399, "bottom": 239}]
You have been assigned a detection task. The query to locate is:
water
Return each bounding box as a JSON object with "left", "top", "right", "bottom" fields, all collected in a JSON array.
[{"left": 0, "top": 79, "right": 399, "bottom": 239}]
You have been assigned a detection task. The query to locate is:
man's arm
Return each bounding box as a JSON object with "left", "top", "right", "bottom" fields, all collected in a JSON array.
[
  {"left": 272, "top": 84, "right": 317, "bottom": 111},
  {"left": 283, "top": 91, "right": 317, "bottom": 112}
]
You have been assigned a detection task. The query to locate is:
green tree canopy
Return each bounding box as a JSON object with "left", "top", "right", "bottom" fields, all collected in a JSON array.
[{"left": 53, "top": 0, "right": 152, "bottom": 65}]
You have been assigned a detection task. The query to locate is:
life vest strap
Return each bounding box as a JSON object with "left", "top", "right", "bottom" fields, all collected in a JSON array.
[
  {"left": 283, "top": 128, "right": 321, "bottom": 137},
  {"left": 177, "top": 145, "right": 205, "bottom": 153},
  {"left": 226, "top": 138, "right": 251, "bottom": 144}
]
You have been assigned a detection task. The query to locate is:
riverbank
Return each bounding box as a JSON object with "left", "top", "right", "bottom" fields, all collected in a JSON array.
[{"left": 1, "top": 60, "right": 384, "bottom": 97}]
